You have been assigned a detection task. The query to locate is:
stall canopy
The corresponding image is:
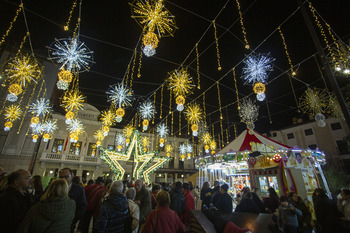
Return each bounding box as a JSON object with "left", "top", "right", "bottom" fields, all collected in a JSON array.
[{"left": 218, "top": 129, "right": 291, "bottom": 154}]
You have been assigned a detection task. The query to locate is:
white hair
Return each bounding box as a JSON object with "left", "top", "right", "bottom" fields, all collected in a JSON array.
[{"left": 110, "top": 180, "right": 123, "bottom": 194}]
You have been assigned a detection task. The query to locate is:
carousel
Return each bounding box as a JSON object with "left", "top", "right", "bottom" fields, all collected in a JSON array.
[{"left": 196, "top": 128, "right": 328, "bottom": 202}]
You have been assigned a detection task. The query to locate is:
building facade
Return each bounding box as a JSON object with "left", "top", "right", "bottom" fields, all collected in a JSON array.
[{"left": 269, "top": 117, "right": 350, "bottom": 172}]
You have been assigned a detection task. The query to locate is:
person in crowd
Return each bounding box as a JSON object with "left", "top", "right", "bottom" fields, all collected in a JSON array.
[
  {"left": 278, "top": 196, "right": 302, "bottom": 233},
  {"left": 59, "top": 168, "right": 87, "bottom": 233},
  {"left": 135, "top": 179, "right": 152, "bottom": 225},
  {"left": 0, "top": 169, "right": 33, "bottom": 233},
  {"left": 215, "top": 184, "right": 233, "bottom": 213},
  {"left": 211, "top": 180, "right": 221, "bottom": 206},
  {"left": 151, "top": 184, "right": 160, "bottom": 209},
  {"left": 18, "top": 179, "right": 76, "bottom": 233},
  {"left": 93, "top": 182, "right": 113, "bottom": 221},
  {"left": 200, "top": 181, "right": 212, "bottom": 210},
  {"left": 142, "top": 190, "right": 185, "bottom": 233},
  {"left": 123, "top": 180, "right": 129, "bottom": 194},
  {"left": 94, "top": 180, "right": 129, "bottom": 233},
  {"left": 251, "top": 187, "right": 266, "bottom": 213},
  {"left": 87, "top": 179, "right": 94, "bottom": 186},
  {"left": 235, "top": 192, "right": 260, "bottom": 214},
  {"left": 72, "top": 176, "right": 82, "bottom": 186},
  {"left": 337, "top": 188, "right": 350, "bottom": 221},
  {"left": 181, "top": 183, "right": 195, "bottom": 225},
  {"left": 0, "top": 174, "right": 8, "bottom": 193},
  {"left": 89, "top": 178, "right": 112, "bottom": 222},
  {"left": 263, "top": 187, "right": 280, "bottom": 213},
  {"left": 288, "top": 192, "right": 313, "bottom": 233},
  {"left": 126, "top": 188, "right": 140, "bottom": 233},
  {"left": 81, "top": 176, "right": 105, "bottom": 233},
  {"left": 31, "top": 175, "right": 44, "bottom": 203},
  {"left": 169, "top": 181, "right": 185, "bottom": 216},
  {"left": 82, "top": 178, "right": 87, "bottom": 187},
  {"left": 313, "top": 188, "right": 343, "bottom": 233},
  {"left": 189, "top": 181, "right": 200, "bottom": 210}
]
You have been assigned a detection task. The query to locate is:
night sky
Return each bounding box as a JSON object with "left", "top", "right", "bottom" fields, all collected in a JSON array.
[{"left": 1, "top": 0, "right": 349, "bottom": 142}]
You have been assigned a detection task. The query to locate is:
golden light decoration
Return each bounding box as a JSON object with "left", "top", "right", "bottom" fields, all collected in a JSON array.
[
  {"left": 8, "top": 83, "right": 22, "bottom": 95},
  {"left": 201, "top": 132, "right": 212, "bottom": 153},
  {"left": 210, "top": 139, "right": 217, "bottom": 154},
  {"left": 4, "top": 121, "right": 13, "bottom": 131},
  {"left": 65, "top": 111, "right": 75, "bottom": 124},
  {"left": 116, "top": 107, "right": 125, "bottom": 123},
  {"left": 96, "top": 141, "right": 102, "bottom": 147},
  {"left": 57, "top": 69, "right": 73, "bottom": 90},
  {"left": 4, "top": 54, "right": 41, "bottom": 87},
  {"left": 130, "top": 0, "right": 177, "bottom": 37},
  {"left": 94, "top": 129, "right": 105, "bottom": 142},
  {"left": 123, "top": 125, "right": 135, "bottom": 139},
  {"left": 142, "top": 31, "right": 159, "bottom": 57},
  {"left": 180, "top": 154, "right": 185, "bottom": 161},
  {"left": 100, "top": 110, "right": 116, "bottom": 127},
  {"left": 30, "top": 116, "right": 39, "bottom": 127},
  {"left": 141, "top": 136, "right": 150, "bottom": 149},
  {"left": 239, "top": 98, "right": 259, "bottom": 130},
  {"left": 253, "top": 82, "right": 266, "bottom": 102},
  {"left": 61, "top": 90, "right": 86, "bottom": 112},
  {"left": 4, "top": 104, "right": 22, "bottom": 121},
  {"left": 103, "top": 125, "right": 110, "bottom": 136},
  {"left": 328, "top": 94, "right": 344, "bottom": 120},
  {"left": 185, "top": 103, "right": 203, "bottom": 136},
  {"left": 299, "top": 88, "right": 328, "bottom": 116},
  {"left": 165, "top": 144, "right": 173, "bottom": 157},
  {"left": 142, "top": 119, "right": 149, "bottom": 131},
  {"left": 32, "top": 134, "right": 39, "bottom": 143},
  {"left": 43, "top": 133, "right": 52, "bottom": 142}
]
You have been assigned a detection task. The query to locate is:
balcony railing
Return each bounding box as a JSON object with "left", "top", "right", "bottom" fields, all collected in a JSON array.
[{"left": 41, "top": 152, "right": 101, "bottom": 164}]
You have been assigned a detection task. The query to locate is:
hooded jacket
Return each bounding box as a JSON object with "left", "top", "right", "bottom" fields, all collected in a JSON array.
[
  {"left": 94, "top": 192, "right": 129, "bottom": 233},
  {"left": 17, "top": 196, "right": 76, "bottom": 233}
]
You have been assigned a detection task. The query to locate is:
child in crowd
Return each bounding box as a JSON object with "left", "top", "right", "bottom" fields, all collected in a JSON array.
[{"left": 278, "top": 196, "right": 302, "bottom": 233}]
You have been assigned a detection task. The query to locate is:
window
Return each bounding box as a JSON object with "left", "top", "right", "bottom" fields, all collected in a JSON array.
[
  {"left": 179, "top": 160, "right": 184, "bottom": 169},
  {"left": 168, "top": 158, "right": 174, "bottom": 169},
  {"left": 304, "top": 128, "right": 313, "bottom": 136},
  {"left": 52, "top": 139, "right": 64, "bottom": 153},
  {"left": 107, "top": 145, "right": 115, "bottom": 151},
  {"left": 308, "top": 144, "right": 317, "bottom": 150},
  {"left": 331, "top": 122, "right": 342, "bottom": 130},
  {"left": 87, "top": 143, "right": 97, "bottom": 157},
  {"left": 287, "top": 133, "right": 294, "bottom": 139},
  {"left": 336, "top": 140, "right": 350, "bottom": 155},
  {"left": 69, "top": 141, "right": 82, "bottom": 155}
]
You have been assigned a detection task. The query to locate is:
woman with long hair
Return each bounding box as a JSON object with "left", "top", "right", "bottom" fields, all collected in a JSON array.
[
  {"left": 18, "top": 179, "right": 76, "bottom": 233},
  {"left": 31, "top": 175, "right": 44, "bottom": 203},
  {"left": 200, "top": 181, "right": 212, "bottom": 210}
]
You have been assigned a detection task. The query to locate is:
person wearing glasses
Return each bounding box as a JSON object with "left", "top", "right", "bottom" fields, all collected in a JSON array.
[
  {"left": 59, "top": 168, "right": 87, "bottom": 233},
  {"left": 0, "top": 169, "right": 33, "bottom": 233}
]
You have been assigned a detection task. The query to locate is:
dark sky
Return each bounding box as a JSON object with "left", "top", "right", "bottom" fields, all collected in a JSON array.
[{"left": 1, "top": 0, "right": 349, "bottom": 142}]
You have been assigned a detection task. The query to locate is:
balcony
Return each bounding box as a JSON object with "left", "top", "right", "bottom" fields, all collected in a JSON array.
[{"left": 40, "top": 152, "right": 101, "bottom": 164}]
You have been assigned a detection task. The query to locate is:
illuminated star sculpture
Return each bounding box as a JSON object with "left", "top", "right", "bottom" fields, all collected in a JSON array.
[
  {"left": 99, "top": 130, "right": 169, "bottom": 184},
  {"left": 47, "top": 37, "right": 94, "bottom": 73},
  {"left": 242, "top": 53, "right": 275, "bottom": 84}
]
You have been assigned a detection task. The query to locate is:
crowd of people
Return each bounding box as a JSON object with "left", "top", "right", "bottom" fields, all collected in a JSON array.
[{"left": 0, "top": 166, "right": 349, "bottom": 233}]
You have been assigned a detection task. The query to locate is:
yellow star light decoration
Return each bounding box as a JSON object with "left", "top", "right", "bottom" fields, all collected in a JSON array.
[
  {"left": 100, "top": 110, "right": 116, "bottom": 126},
  {"left": 61, "top": 90, "right": 86, "bottom": 112},
  {"left": 141, "top": 136, "right": 150, "bottom": 151},
  {"left": 165, "top": 144, "right": 173, "bottom": 157},
  {"left": 99, "top": 130, "right": 169, "bottom": 184},
  {"left": 130, "top": 0, "right": 177, "bottom": 37},
  {"left": 123, "top": 124, "right": 135, "bottom": 138},
  {"left": 299, "top": 88, "right": 328, "bottom": 115},
  {"left": 4, "top": 104, "right": 22, "bottom": 121},
  {"left": 5, "top": 54, "right": 41, "bottom": 87},
  {"left": 94, "top": 129, "right": 105, "bottom": 141},
  {"left": 185, "top": 103, "right": 203, "bottom": 125},
  {"left": 201, "top": 132, "right": 212, "bottom": 145},
  {"left": 167, "top": 68, "right": 195, "bottom": 97}
]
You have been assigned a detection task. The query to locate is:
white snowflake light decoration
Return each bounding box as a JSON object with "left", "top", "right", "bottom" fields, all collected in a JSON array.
[
  {"left": 239, "top": 98, "right": 259, "bottom": 130},
  {"left": 47, "top": 38, "right": 94, "bottom": 73},
  {"left": 107, "top": 83, "right": 134, "bottom": 107},
  {"left": 67, "top": 118, "right": 84, "bottom": 134},
  {"left": 31, "top": 122, "right": 43, "bottom": 135},
  {"left": 187, "top": 144, "right": 193, "bottom": 153},
  {"left": 42, "top": 119, "right": 58, "bottom": 134},
  {"left": 29, "top": 98, "right": 52, "bottom": 117},
  {"left": 57, "top": 80, "right": 70, "bottom": 90},
  {"left": 179, "top": 143, "right": 187, "bottom": 155},
  {"left": 6, "top": 94, "right": 18, "bottom": 102},
  {"left": 242, "top": 53, "right": 275, "bottom": 84},
  {"left": 139, "top": 101, "right": 156, "bottom": 119},
  {"left": 157, "top": 123, "right": 169, "bottom": 138},
  {"left": 143, "top": 45, "right": 156, "bottom": 57}
]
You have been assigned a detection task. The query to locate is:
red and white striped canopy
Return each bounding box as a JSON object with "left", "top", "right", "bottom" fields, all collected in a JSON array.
[{"left": 218, "top": 129, "right": 291, "bottom": 154}]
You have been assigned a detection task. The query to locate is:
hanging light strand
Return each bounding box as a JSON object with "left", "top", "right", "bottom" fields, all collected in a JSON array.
[
  {"left": 278, "top": 27, "right": 296, "bottom": 76},
  {"left": 265, "top": 97, "right": 272, "bottom": 124},
  {"left": 212, "top": 20, "right": 222, "bottom": 71},
  {"left": 234, "top": 124, "right": 237, "bottom": 138},
  {"left": 137, "top": 45, "right": 143, "bottom": 78},
  {"left": 203, "top": 92, "right": 207, "bottom": 128},
  {"left": 235, "top": 0, "right": 249, "bottom": 49},
  {"left": 129, "top": 47, "right": 138, "bottom": 90},
  {"left": 169, "top": 90, "right": 172, "bottom": 113},
  {"left": 226, "top": 129, "right": 229, "bottom": 144},
  {"left": 16, "top": 32, "right": 29, "bottom": 56},
  {"left": 171, "top": 111, "right": 174, "bottom": 135},
  {"left": 152, "top": 91, "right": 156, "bottom": 124},
  {"left": 325, "top": 23, "right": 347, "bottom": 67},
  {"left": 195, "top": 43, "right": 201, "bottom": 89},
  {"left": 64, "top": 0, "right": 78, "bottom": 31},
  {"left": 179, "top": 112, "right": 181, "bottom": 136},
  {"left": 0, "top": 3, "right": 23, "bottom": 48},
  {"left": 160, "top": 84, "right": 164, "bottom": 119},
  {"left": 232, "top": 68, "right": 240, "bottom": 110}
]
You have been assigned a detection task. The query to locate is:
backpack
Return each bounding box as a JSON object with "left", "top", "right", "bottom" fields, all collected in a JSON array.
[{"left": 169, "top": 190, "right": 185, "bottom": 215}]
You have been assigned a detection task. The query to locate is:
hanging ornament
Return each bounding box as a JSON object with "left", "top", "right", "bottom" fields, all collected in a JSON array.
[
  {"left": 210, "top": 140, "right": 217, "bottom": 154},
  {"left": 100, "top": 110, "right": 116, "bottom": 127},
  {"left": 47, "top": 37, "right": 94, "bottom": 73},
  {"left": 184, "top": 103, "right": 203, "bottom": 137},
  {"left": 115, "top": 134, "right": 125, "bottom": 151},
  {"left": 43, "top": 133, "right": 52, "bottom": 142},
  {"left": 30, "top": 116, "right": 40, "bottom": 127},
  {"left": 65, "top": 111, "right": 75, "bottom": 124},
  {"left": 165, "top": 144, "right": 173, "bottom": 157},
  {"left": 201, "top": 132, "right": 211, "bottom": 153},
  {"left": 115, "top": 108, "right": 125, "bottom": 123},
  {"left": 57, "top": 69, "right": 73, "bottom": 90},
  {"left": 157, "top": 123, "right": 169, "bottom": 147},
  {"left": 139, "top": 100, "right": 156, "bottom": 130},
  {"left": 239, "top": 98, "right": 259, "bottom": 129},
  {"left": 61, "top": 90, "right": 86, "bottom": 112},
  {"left": 187, "top": 144, "right": 192, "bottom": 159},
  {"left": 142, "top": 31, "right": 159, "bottom": 57},
  {"left": 142, "top": 136, "right": 150, "bottom": 152},
  {"left": 328, "top": 94, "right": 344, "bottom": 120},
  {"left": 253, "top": 82, "right": 266, "bottom": 101},
  {"left": 32, "top": 134, "right": 39, "bottom": 143},
  {"left": 96, "top": 141, "right": 102, "bottom": 147},
  {"left": 167, "top": 68, "right": 194, "bottom": 112},
  {"left": 4, "top": 121, "right": 13, "bottom": 131},
  {"left": 7, "top": 83, "right": 22, "bottom": 102},
  {"left": 102, "top": 125, "right": 110, "bottom": 136},
  {"left": 123, "top": 125, "right": 135, "bottom": 146},
  {"left": 29, "top": 98, "right": 52, "bottom": 117},
  {"left": 94, "top": 129, "right": 105, "bottom": 143},
  {"left": 107, "top": 83, "right": 133, "bottom": 122},
  {"left": 179, "top": 143, "right": 187, "bottom": 161},
  {"left": 242, "top": 53, "right": 275, "bottom": 84}
]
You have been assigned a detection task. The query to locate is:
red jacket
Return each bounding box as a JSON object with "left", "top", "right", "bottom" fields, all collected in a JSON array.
[
  {"left": 142, "top": 205, "right": 185, "bottom": 233},
  {"left": 181, "top": 189, "right": 195, "bottom": 225},
  {"left": 85, "top": 183, "right": 104, "bottom": 211}
]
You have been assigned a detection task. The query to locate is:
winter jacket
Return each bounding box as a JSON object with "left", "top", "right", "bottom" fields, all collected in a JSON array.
[
  {"left": 200, "top": 188, "right": 212, "bottom": 209},
  {"left": 292, "top": 197, "right": 313, "bottom": 231},
  {"left": 278, "top": 203, "right": 302, "bottom": 227},
  {"left": 235, "top": 197, "right": 260, "bottom": 214},
  {"left": 94, "top": 192, "right": 129, "bottom": 233},
  {"left": 211, "top": 186, "right": 220, "bottom": 206},
  {"left": 0, "top": 186, "right": 32, "bottom": 233},
  {"left": 135, "top": 187, "right": 152, "bottom": 224},
  {"left": 142, "top": 205, "right": 185, "bottom": 233},
  {"left": 169, "top": 187, "right": 185, "bottom": 215},
  {"left": 17, "top": 196, "right": 76, "bottom": 233},
  {"left": 181, "top": 189, "right": 195, "bottom": 225},
  {"left": 68, "top": 182, "right": 87, "bottom": 224},
  {"left": 128, "top": 199, "right": 140, "bottom": 233},
  {"left": 215, "top": 193, "right": 233, "bottom": 213}
]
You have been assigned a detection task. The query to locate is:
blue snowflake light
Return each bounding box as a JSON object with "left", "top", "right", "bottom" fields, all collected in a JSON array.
[
  {"left": 179, "top": 143, "right": 187, "bottom": 155},
  {"left": 29, "top": 98, "right": 52, "bottom": 117},
  {"left": 186, "top": 144, "right": 193, "bottom": 153},
  {"left": 42, "top": 119, "right": 58, "bottom": 134},
  {"left": 116, "top": 134, "right": 125, "bottom": 145},
  {"left": 139, "top": 101, "right": 156, "bottom": 119},
  {"left": 107, "top": 83, "right": 134, "bottom": 108},
  {"left": 242, "top": 53, "right": 275, "bottom": 84},
  {"left": 156, "top": 123, "right": 169, "bottom": 138},
  {"left": 48, "top": 38, "right": 94, "bottom": 73}
]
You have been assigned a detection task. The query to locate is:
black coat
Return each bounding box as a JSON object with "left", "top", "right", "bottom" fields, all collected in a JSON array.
[
  {"left": 69, "top": 182, "right": 87, "bottom": 223},
  {"left": 211, "top": 186, "right": 220, "bottom": 206},
  {"left": 215, "top": 193, "right": 233, "bottom": 213},
  {"left": 93, "top": 193, "right": 129, "bottom": 233},
  {"left": 251, "top": 192, "right": 266, "bottom": 213},
  {"left": 200, "top": 188, "right": 212, "bottom": 209},
  {"left": 235, "top": 198, "right": 260, "bottom": 214},
  {"left": 0, "top": 186, "right": 32, "bottom": 233}
]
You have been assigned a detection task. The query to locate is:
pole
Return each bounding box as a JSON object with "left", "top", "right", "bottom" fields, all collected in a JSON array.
[{"left": 298, "top": 0, "right": 350, "bottom": 128}]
